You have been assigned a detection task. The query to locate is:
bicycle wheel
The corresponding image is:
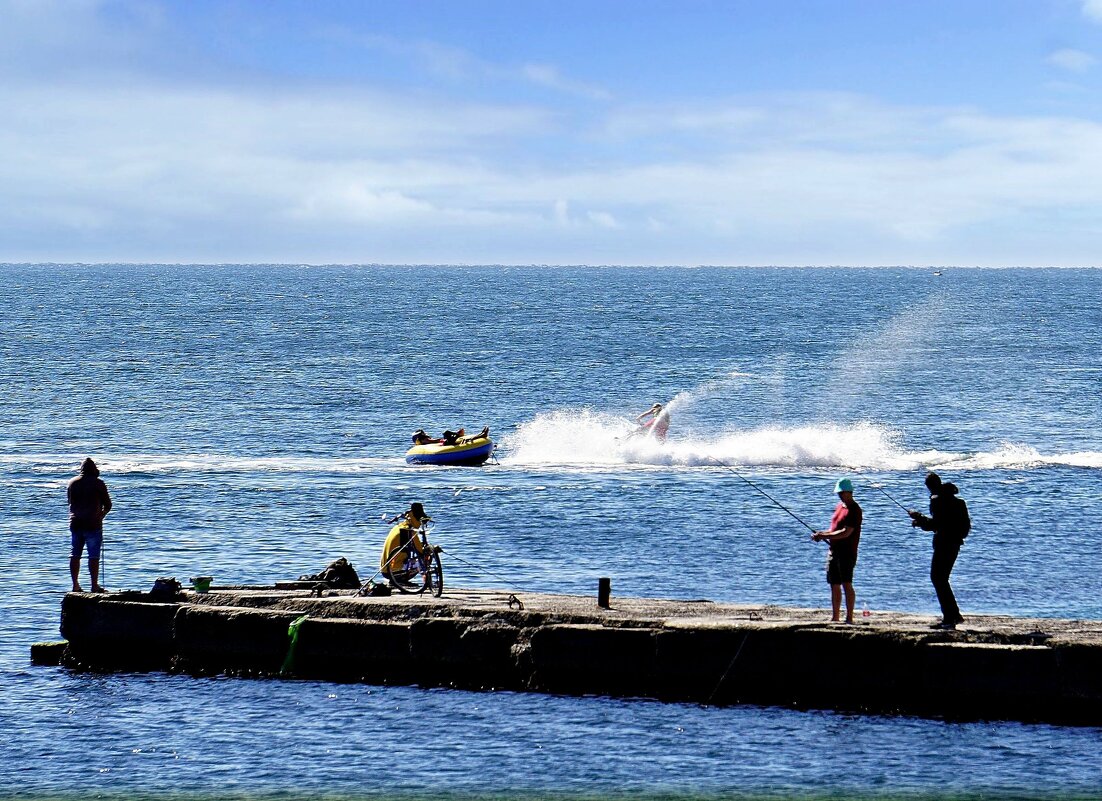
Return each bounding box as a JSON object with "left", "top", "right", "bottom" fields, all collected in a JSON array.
[
  {"left": 426, "top": 548, "right": 443, "bottom": 597},
  {"left": 389, "top": 551, "right": 430, "bottom": 594}
]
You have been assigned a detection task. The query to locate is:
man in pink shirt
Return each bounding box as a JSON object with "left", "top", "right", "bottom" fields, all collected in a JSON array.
[{"left": 812, "top": 478, "right": 863, "bottom": 623}]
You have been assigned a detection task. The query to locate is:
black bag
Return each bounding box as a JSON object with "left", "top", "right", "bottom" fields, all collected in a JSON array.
[
  {"left": 946, "top": 496, "right": 972, "bottom": 540},
  {"left": 298, "top": 557, "right": 361, "bottom": 589},
  {"left": 149, "top": 577, "right": 182, "bottom": 601}
]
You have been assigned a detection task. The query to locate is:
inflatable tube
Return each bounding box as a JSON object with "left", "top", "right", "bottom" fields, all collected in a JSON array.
[{"left": 405, "top": 436, "right": 494, "bottom": 466}]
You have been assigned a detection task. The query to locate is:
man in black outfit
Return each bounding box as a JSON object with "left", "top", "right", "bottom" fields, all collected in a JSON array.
[{"left": 909, "top": 472, "right": 971, "bottom": 629}]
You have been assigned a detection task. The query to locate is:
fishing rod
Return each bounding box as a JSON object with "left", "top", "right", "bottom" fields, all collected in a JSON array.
[
  {"left": 838, "top": 464, "right": 917, "bottom": 516},
  {"left": 856, "top": 475, "right": 912, "bottom": 515},
  {"left": 705, "top": 456, "right": 817, "bottom": 534},
  {"left": 354, "top": 513, "right": 434, "bottom": 591}
]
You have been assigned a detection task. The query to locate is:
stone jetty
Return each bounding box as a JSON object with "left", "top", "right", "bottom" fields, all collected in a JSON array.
[{"left": 44, "top": 586, "right": 1102, "bottom": 725}]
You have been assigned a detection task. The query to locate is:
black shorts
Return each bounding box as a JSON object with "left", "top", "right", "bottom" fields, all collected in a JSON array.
[{"left": 826, "top": 551, "right": 856, "bottom": 585}]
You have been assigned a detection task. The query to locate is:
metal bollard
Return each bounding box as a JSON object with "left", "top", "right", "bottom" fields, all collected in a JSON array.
[{"left": 597, "top": 577, "right": 611, "bottom": 608}]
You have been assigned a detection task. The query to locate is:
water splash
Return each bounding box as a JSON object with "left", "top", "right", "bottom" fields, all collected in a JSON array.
[
  {"left": 2, "top": 437, "right": 1099, "bottom": 475},
  {"left": 499, "top": 411, "right": 1102, "bottom": 472},
  {"left": 663, "top": 370, "right": 755, "bottom": 417},
  {"left": 818, "top": 294, "right": 948, "bottom": 418}
]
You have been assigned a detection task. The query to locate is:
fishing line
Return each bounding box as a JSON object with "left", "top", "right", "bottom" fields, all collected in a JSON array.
[
  {"left": 856, "top": 475, "right": 912, "bottom": 514},
  {"left": 436, "top": 546, "right": 528, "bottom": 598},
  {"left": 705, "top": 456, "right": 816, "bottom": 534},
  {"left": 839, "top": 465, "right": 915, "bottom": 515}
]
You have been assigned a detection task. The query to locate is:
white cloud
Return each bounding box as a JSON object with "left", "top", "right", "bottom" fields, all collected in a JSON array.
[
  {"left": 521, "top": 63, "right": 611, "bottom": 101},
  {"left": 1048, "top": 48, "right": 1097, "bottom": 72},
  {"left": 3, "top": 4, "right": 1102, "bottom": 265},
  {"left": 586, "top": 210, "right": 620, "bottom": 229},
  {"left": 320, "top": 27, "right": 611, "bottom": 100},
  {"left": 1084, "top": 0, "right": 1102, "bottom": 23},
  {"left": 7, "top": 78, "right": 1102, "bottom": 265}
]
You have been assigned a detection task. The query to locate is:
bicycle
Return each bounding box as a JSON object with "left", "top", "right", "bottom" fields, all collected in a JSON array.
[{"left": 380, "top": 515, "right": 444, "bottom": 597}]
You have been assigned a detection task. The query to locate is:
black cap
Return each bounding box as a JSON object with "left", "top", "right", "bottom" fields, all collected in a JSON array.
[
  {"left": 410, "top": 502, "right": 427, "bottom": 518},
  {"left": 80, "top": 458, "right": 99, "bottom": 476},
  {"left": 925, "top": 472, "right": 942, "bottom": 491}
]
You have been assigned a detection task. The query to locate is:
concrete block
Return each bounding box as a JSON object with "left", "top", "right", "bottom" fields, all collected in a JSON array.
[
  {"left": 174, "top": 605, "right": 304, "bottom": 673},
  {"left": 30, "top": 641, "right": 68, "bottom": 666},
  {"left": 60, "top": 594, "right": 178, "bottom": 670},
  {"left": 409, "top": 619, "right": 521, "bottom": 689},
  {"left": 293, "top": 619, "right": 413, "bottom": 682},
  {"left": 921, "top": 643, "right": 1060, "bottom": 720},
  {"left": 529, "top": 624, "right": 657, "bottom": 696}
]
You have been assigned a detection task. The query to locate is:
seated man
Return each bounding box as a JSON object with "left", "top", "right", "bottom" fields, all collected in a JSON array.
[
  {"left": 411, "top": 429, "right": 442, "bottom": 446},
  {"left": 380, "top": 502, "right": 430, "bottom": 580},
  {"left": 441, "top": 428, "right": 465, "bottom": 446},
  {"left": 456, "top": 426, "right": 491, "bottom": 444}
]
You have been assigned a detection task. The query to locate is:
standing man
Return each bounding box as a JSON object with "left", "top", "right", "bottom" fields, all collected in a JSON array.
[
  {"left": 909, "top": 472, "right": 971, "bottom": 629},
  {"left": 812, "top": 478, "right": 863, "bottom": 624},
  {"left": 67, "top": 457, "right": 112, "bottom": 593}
]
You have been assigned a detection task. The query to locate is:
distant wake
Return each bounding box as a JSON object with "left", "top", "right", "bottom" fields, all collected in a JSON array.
[
  {"left": 3, "top": 431, "right": 1100, "bottom": 477},
  {"left": 0, "top": 453, "right": 392, "bottom": 476},
  {"left": 499, "top": 409, "right": 1102, "bottom": 472}
]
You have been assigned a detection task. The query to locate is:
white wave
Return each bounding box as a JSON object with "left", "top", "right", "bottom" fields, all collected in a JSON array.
[
  {"left": 502, "top": 408, "right": 631, "bottom": 465},
  {"left": 500, "top": 412, "right": 1102, "bottom": 472},
  {"left": 0, "top": 453, "right": 398, "bottom": 474},
  {"left": 938, "top": 443, "right": 1102, "bottom": 470},
  {"left": 502, "top": 412, "right": 935, "bottom": 470}
]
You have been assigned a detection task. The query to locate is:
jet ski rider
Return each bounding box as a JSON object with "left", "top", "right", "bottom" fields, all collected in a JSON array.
[{"left": 636, "top": 403, "right": 670, "bottom": 441}]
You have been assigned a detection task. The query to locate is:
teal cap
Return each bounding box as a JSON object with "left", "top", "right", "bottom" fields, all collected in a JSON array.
[{"left": 834, "top": 478, "right": 854, "bottom": 493}]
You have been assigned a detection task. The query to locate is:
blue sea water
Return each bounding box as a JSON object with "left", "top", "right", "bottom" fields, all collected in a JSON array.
[{"left": 2, "top": 264, "right": 1101, "bottom": 798}]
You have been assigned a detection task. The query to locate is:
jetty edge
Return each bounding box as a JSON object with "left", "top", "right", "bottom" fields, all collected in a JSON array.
[{"left": 46, "top": 587, "right": 1102, "bottom": 725}]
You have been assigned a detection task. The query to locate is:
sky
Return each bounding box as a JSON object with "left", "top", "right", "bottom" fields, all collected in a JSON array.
[{"left": 3, "top": 0, "right": 1102, "bottom": 266}]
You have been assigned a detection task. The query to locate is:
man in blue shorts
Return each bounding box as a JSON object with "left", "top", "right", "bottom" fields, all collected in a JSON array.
[{"left": 67, "top": 458, "right": 113, "bottom": 593}]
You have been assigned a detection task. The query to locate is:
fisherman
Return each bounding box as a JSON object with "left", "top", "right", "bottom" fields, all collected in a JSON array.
[
  {"left": 811, "top": 478, "right": 863, "bottom": 624},
  {"left": 909, "top": 472, "right": 971, "bottom": 629},
  {"left": 635, "top": 402, "right": 670, "bottom": 441},
  {"left": 380, "top": 502, "right": 430, "bottom": 581},
  {"left": 67, "top": 457, "right": 112, "bottom": 593}
]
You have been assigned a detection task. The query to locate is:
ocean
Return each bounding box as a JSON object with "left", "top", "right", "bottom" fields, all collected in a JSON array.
[{"left": 2, "top": 264, "right": 1101, "bottom": 798}]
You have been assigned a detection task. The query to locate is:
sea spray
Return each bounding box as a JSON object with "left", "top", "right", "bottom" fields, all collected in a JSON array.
[
  {"left": 501, "top": 413, "right": 954, "bottom": 470},
  {"left": 817, "top": 293, "right": 949, "bottom": 420},
  {"left": 663, "top": 370, "right": 755, "bottom": 417},
  {"left": 501, "top": 408, "right": 630, "bottom": 465}
]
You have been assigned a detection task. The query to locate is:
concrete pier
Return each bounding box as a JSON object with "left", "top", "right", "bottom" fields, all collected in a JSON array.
[{"left": 52, "top": 587, "right": 1102, "bottom": 725}]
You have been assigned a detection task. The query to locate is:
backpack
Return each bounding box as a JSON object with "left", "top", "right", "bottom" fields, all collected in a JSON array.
[
  {"left": 298, "top": 557, "right": 361, "bottom": 589},
  {"left": 149, "top": 576, "right": 182, "bottom": 601},
  {"left": 945, "top": 495, "right": 972, "bottom": 540}
]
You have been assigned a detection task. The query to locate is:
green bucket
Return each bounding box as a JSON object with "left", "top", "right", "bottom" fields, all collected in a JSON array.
[{"left": 190, "top": 576, "right": 213, "bottom": 594}]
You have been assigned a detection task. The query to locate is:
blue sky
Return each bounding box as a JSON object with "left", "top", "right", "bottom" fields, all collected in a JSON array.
[{"left": 3, "top": 0, "right": 1102, "bottom": 265}]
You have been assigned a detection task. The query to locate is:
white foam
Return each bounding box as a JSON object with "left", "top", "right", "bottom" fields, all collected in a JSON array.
[
  {"left": 939, "top": 443, "right": 1102, "bottom": 470},
  {"left": 0, "top": 453, "right": 397, "bottom": 474},
  {"left": 499, "top": 412, "right": 1102, "bottom": 472}
]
